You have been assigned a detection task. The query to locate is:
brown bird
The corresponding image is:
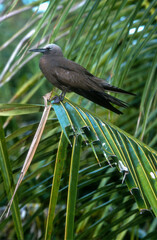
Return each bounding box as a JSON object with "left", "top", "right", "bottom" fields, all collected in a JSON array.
[{"left": 30, "top": 44, "right": 135, "bottom": 114}]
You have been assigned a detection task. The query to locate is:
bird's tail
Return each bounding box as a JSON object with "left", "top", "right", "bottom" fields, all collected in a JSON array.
[
  {"left": 75, "top": 89, "right": 129, "bottom": 114},
  {"left": 93, "top": 77, "right": 135, "bottom": 95},
  {"left": 101, "top": 81, "right": 135, "bottom": 96}
]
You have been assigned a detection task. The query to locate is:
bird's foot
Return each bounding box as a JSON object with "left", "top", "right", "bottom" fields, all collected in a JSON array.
[
  {"left": 48, "top": 91, "right": 66, "bottom": 104},
  {"left": 51, "top": 95, "right": 62, "bottom": 104}
]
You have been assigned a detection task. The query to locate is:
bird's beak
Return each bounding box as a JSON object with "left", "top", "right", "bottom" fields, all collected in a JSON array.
[{"left": 29, "top": 48, "right": 46, "bottom": 53}]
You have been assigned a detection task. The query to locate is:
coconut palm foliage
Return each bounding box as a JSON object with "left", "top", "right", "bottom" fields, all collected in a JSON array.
[{"left": 0, "top": 0, "right": 157, "bottom": 239}]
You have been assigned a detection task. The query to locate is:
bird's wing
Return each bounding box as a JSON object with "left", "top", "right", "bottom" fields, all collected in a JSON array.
[
  {"left": 50, "top": 57, "right": 135, "bottom": 95},
  {"left": 52, "top": 58, "right": 103, "bottom": 92},
  {"left": 59, "top": 59, "right": 135, "bottom": 95}
]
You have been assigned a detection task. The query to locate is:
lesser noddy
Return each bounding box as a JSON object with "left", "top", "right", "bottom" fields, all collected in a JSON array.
[{"left": 30, "top": 44, "right": 135, "bottom": 114}]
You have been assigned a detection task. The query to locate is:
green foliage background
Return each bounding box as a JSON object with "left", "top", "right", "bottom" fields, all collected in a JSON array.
[{"left": 0, "top": 0, "right": 157, "bottom": 239}]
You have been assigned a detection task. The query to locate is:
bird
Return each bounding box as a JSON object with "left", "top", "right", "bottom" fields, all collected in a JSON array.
[{"left": 29, "top": 44, "right": 135, "bottom": 114}]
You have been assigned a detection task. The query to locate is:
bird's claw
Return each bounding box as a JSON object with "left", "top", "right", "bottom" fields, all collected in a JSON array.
[{"left": 50, "top": 95, "right": 63, "bottom": 103}]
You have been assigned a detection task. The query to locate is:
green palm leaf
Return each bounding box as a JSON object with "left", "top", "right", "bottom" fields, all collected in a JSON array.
[{"left": 52, "top": 100, "right": 157, "bottom": 215}]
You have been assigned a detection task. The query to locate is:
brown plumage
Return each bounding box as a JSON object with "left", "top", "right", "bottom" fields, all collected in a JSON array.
[{"left": 30, "top": 44, "right": 135, "bottom": 114}]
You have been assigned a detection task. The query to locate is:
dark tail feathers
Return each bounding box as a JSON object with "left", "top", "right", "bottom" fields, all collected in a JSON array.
[
  {"left": 74, "top": 89, "right": 130, "bottom": 114},
  {"left": 102, "top": 83, "right": 135, "bottom": 96}
]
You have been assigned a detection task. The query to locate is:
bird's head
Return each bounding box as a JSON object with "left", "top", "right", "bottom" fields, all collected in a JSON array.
[{"left": 29, "top": 43, "right": 63, "bottom": 56}]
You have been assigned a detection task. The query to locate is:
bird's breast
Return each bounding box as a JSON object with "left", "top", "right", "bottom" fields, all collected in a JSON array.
[{"left": 39, "top": 56, "right": 68, "bottom": 91}]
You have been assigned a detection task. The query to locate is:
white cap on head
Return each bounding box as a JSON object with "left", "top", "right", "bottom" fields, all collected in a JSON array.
[
  {"left": 29, "top": 43, "right": 63, "bottom": 56},
  {"left": 43, "top": 43, "right": 63, "bottom": 56}
]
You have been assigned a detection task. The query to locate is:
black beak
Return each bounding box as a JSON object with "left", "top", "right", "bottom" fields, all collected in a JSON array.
[{"left": 29, "top": 48, "right": 46, "bottom": 53}]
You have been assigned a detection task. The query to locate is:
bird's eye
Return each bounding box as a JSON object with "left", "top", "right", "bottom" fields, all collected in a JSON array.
[{"left": 46, "top": 47, "right": 51, "bottom": 50}]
